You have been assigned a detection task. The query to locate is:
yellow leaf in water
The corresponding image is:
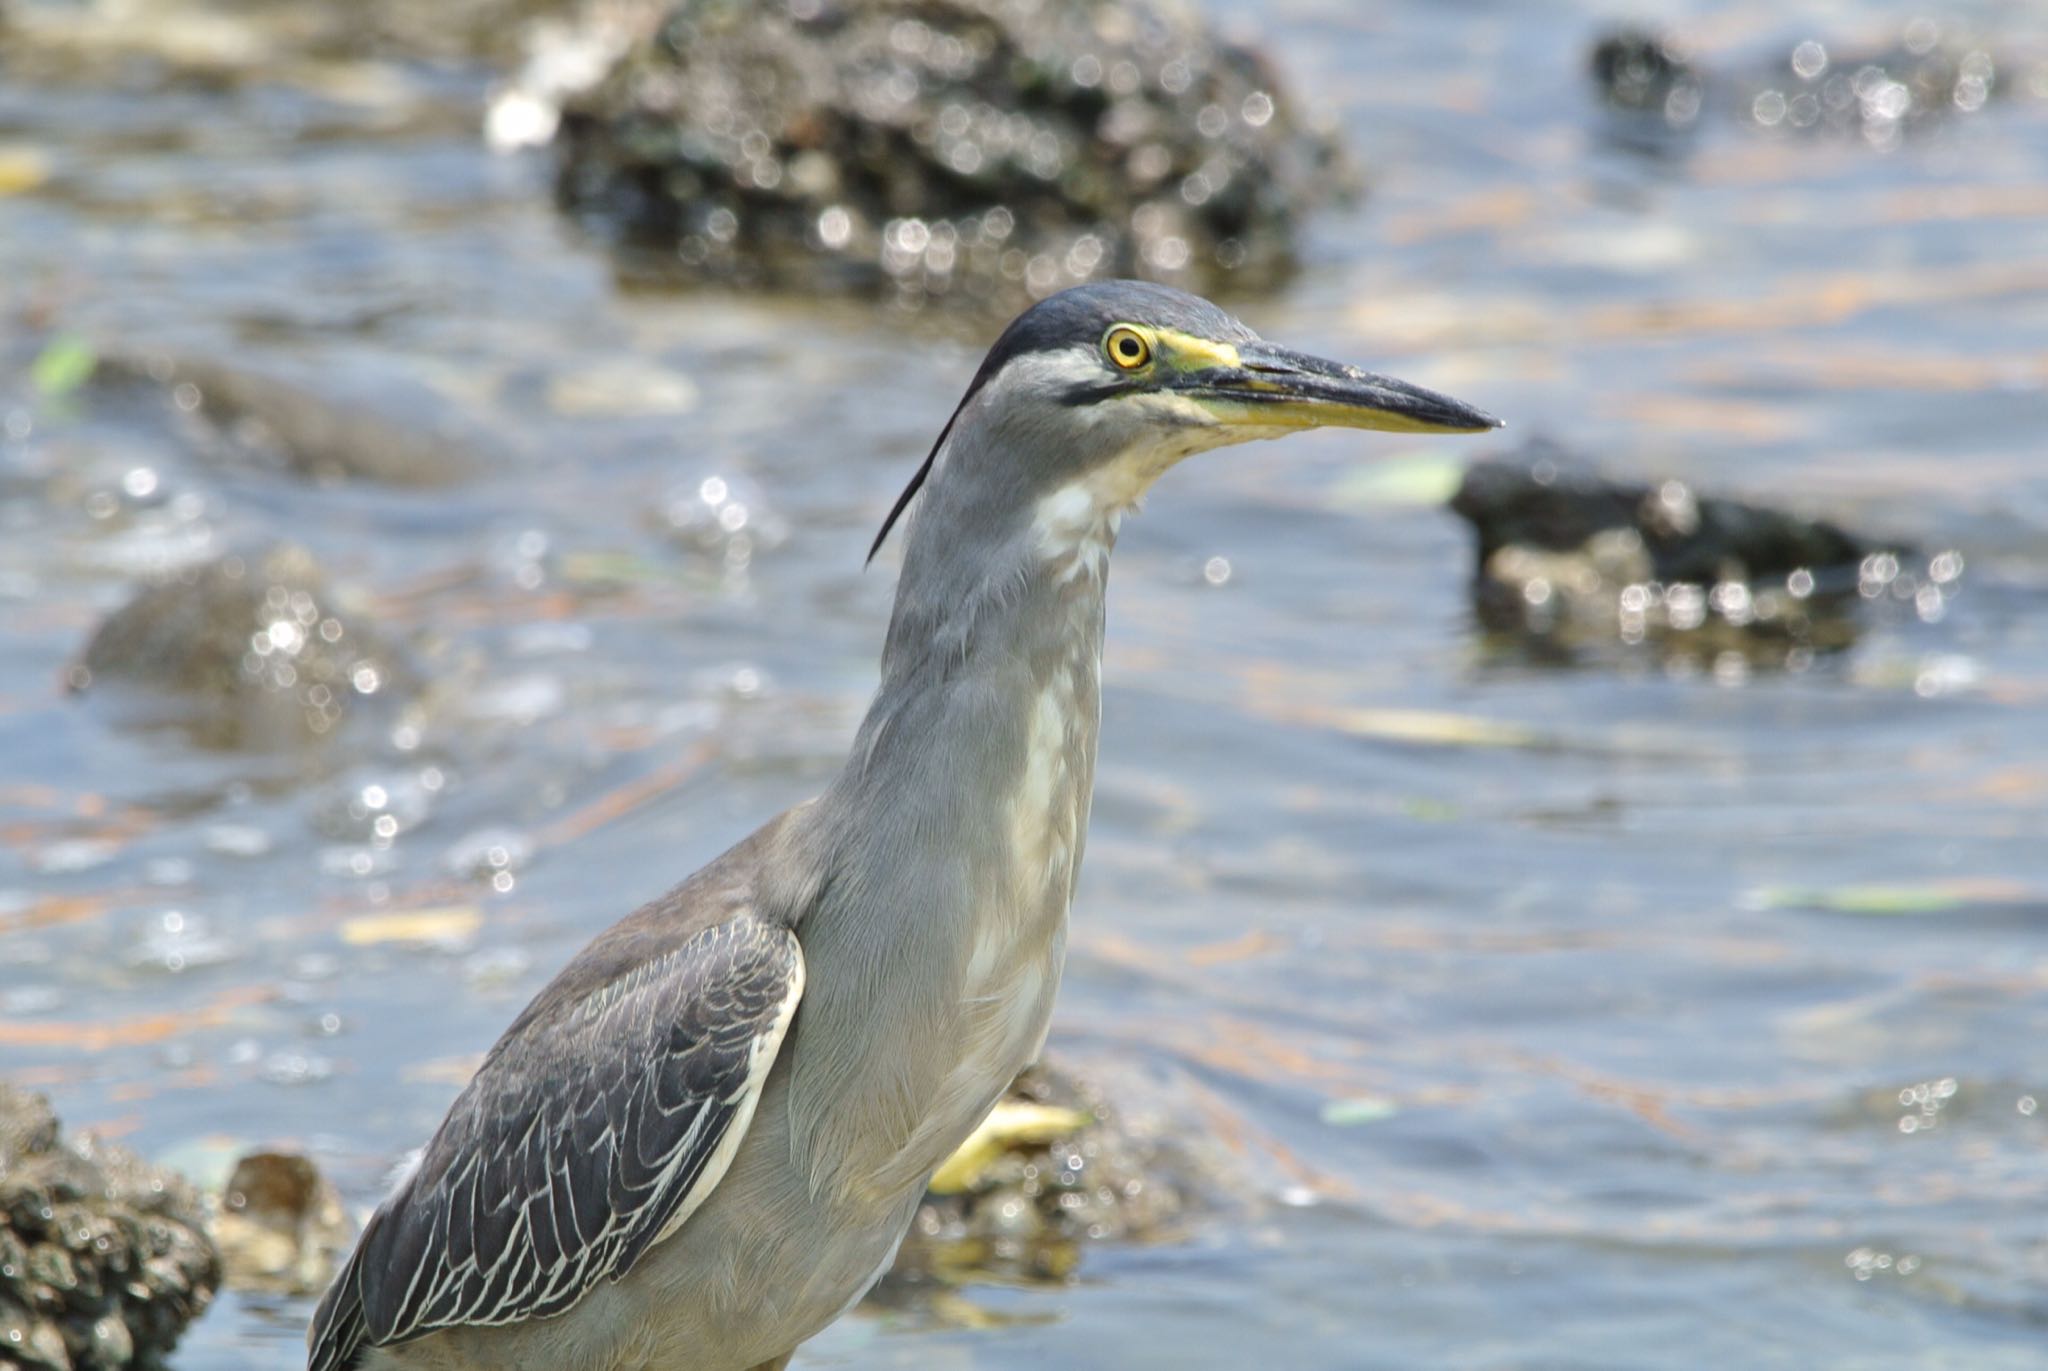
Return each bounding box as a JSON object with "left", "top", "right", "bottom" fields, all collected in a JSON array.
[
  {"left": 546, "top": 362, "right": 698, "bottom": 417},
  {"left": 0, "top": 146, "right": 50, "bottom": 196},
  {"left": 928, "top": 1100, "right": 1090, "bottom": 1195},
  {"left": 32, "top": 335, "right": 97, "bottom": 398},
  {"left": 403, "top": 1053, "right": 487, "bottom": 1086},
  {"left": 340, "top": 906, "right": 481, "bottom": 947},
  {"left": 1321, "top": 1095, "right": 1401, "bottom": 1126},
  {"left": 1750, "top": 879, "right": 2037, "bottom": 917},
  {"left": 1330, "top": 452, "right": 1467, "bottom": 508},
  {"left": 1336, "top": 707, "right": 1543, "bottom": 750}
]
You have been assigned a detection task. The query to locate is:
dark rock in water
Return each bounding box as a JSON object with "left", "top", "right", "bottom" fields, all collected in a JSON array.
[
  {"left": 0, "top": 1083, "right": 220, "bottom": 1370},
  {"left": 1736, "top": 28, "right": 2003, "bottom": 144},
  {"left": 95, "top": 353, "right": 475, "bottom": 488},
  {"left": 212, "top": 1151, "right": 351, "bottom": 1295},
  {"left": 1455, "top": 454, "right": 1871, "bottom": 585},
  {"left": 883, "top": 1062, "right": 1182, "bottom": 1288},
  {"left": 1589, "top": 28, "right": 1703, "bottom": 128},
  {"left": 554, "top": 0, "right": 1350, "bottom": 310},
  {"left": 68, "top": 545, "right": 413, "bottom": 749},
  {"left": 1590, "top": 20, "right": 2023, "bottom": 147},
  {"left": 1449, "top": 448, "right": 1959, "bottom": 667}
]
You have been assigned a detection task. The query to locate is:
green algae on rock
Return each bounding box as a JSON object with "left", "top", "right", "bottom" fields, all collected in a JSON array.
[
  {"left": 0, "top": 1084, "right": 220, "bottom": 1371},
  {"left": 553, "top": 0, "right": 1351, "bottom": 309}
]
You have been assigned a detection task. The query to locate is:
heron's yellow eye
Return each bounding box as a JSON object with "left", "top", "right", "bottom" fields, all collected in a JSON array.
[{"left": 1103, "top": 326, "right": 1152, "bottom": 371}]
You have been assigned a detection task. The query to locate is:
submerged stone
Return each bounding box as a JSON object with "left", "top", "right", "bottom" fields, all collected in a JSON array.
[
  {"left": 1449, "top": 448, "right": 1958, "bottom": 668},
  {"left": 68, "top": 545, "right": 414, "bottom": 750},
  {"left": 95, "top": 353, "right": 476, "bottom": 489},
  {"left": 1588, "top": 28, "right": 1703, "bottom": 129},
  {"left": 0, "top": 1083, "right": 219, "bottom": 1370},
  {"left": 212, "top": 1151, "right": 351, "bottom": 1295},
  {"left": 552, "top": 0, "right": 1350, "bottom": 310}
]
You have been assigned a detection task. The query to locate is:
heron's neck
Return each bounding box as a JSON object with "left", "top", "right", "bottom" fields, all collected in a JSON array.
[
  {"left": 786, "top": 476, "right": 1121, "bottom": 1203},
  {"left": 819, "top": 469, "right": 1123, "bottom": 901},
  {"left": 881, "top": 482, "right": 1115, "bottom": 688},
  {"left": 868, "top": 478, "right": 1114, "bottom": 761}
]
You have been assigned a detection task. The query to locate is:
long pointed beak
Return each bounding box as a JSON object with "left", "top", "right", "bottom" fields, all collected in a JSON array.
[{"left": 1173, "top": 341, "right": 1502, "bottom": 435}]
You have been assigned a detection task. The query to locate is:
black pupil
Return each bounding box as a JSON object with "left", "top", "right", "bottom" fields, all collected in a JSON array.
[{"left": 1116, "top": 335, "right": 1141, "bottom": 361}]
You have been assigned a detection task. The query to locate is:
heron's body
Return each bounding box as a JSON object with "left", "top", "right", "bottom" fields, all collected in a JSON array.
[{"left": 312, "top": 283, "right": 1496, "bottom": 1371}]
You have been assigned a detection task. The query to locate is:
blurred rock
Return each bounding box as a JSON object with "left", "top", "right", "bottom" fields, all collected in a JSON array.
[
  {"left": 1449, "top": 447, "right": 1956, "bottom": 667},
  {"left": 97, "top": 353, "right": 476, "bottom": 488},
  {"left": 1588, "top": 28, "right": 1703, "bottom": 129},
  {"left": 0, "top": 1083, "right": 219, "bottom": 1370},
  {"left": 553, "top": 0, "right": 1351, "bottom": 310},
  {"left": 1735, "top": 27, "right": 2005, "bottom": 144},
  {"left": 1590, "top": 20, "right": 2029, "bottom": 147},
  {"left": 69, "top": 544, "right": 415, "bottom": 749},
  {"left": 884, "top": 1062, "right": 1183, "bottom": 1288},
  {"left": 212, "top": 1151, "right": 350, "bottom": 1294}
]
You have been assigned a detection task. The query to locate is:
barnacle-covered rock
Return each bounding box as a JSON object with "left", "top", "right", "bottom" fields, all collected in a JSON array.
[
  {"left": 1449, "top": 448, "right": 1960, "bottom": 667},
  {"left": 68, "top": 544, "right": 415, "bottom": 749},
  {"left": 553, "top": 0, "right": 1350, "bottom": 310},
  {"left": 886, "top": 1063, "right": 1183, "bottom": 1287},
  {"left": 0, "top": 1083, "right": 219, "bottom": 1370}
]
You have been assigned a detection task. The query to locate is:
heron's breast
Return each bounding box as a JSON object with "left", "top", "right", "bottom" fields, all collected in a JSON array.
[
  {"left": 994, "top": 642, "right": 1099, "bottom": 914},
  {"left": 961, "top": 659, "right": 1097, "bottom": 1074},
  {"left": 857, "top": 666, "right": 1096, "bottom": 1201}
]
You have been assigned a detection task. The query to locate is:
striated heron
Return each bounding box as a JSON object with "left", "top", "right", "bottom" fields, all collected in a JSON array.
[{"left": 309, "top": 280, "right": 1499, "bottom": 1371}]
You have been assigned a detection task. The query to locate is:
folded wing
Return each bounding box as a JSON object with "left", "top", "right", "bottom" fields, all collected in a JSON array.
[{"left": 308, "top": 907, "right": 803, "bottom": 1371}]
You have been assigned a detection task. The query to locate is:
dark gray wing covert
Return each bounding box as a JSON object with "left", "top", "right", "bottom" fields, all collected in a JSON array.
[{"left": 306, "top": 908, "right": 802, "bottom": 1370}]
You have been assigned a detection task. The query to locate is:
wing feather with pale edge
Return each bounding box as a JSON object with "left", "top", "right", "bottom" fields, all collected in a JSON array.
[{"left": 307, "top": 906, "right": 803, "bottom": 1371}]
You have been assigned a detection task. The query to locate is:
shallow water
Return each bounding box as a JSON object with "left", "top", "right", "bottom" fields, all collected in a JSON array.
[{"left": 4, "top": 1, "right": 2048, "bottom": 1367}]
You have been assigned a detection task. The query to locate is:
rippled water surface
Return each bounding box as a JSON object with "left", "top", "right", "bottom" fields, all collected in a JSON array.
[{"left": 4, "top": 1, "right": 2048, "bottom": 1367}]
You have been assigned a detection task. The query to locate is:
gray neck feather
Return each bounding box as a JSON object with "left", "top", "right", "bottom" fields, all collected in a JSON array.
[{"left": 838, "top": 390, "right": 1113, "bottom": 820}]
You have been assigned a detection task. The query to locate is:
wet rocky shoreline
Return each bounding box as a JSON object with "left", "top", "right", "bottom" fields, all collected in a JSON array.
[
  {"left": 5, "top": 0, "right": 2045, "bottom": 1366},
  {"left": 1, "top": 1063, "right": 1189, "bottom": 1364}
]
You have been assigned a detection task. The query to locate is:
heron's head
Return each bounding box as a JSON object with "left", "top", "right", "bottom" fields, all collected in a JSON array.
[{"left": 870, "top": 279, "right": 1500, "bottom": 561}]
